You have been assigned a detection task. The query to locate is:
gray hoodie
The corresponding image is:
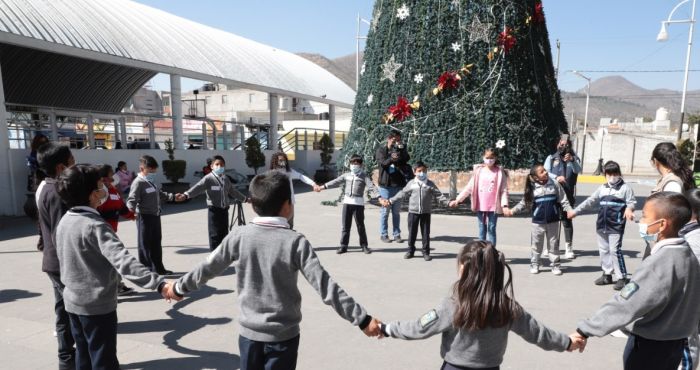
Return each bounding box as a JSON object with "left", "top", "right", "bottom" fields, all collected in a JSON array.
[
  {"left": 386, "top": 297, "right": 570, "bottom": 368},
  {"left": 126, "top": 175, "right": 174, "bottom": 215},
  {"left": 185, "top": 172, "right": 247, "bottom": 208},
  {"left": 389, "top": 178, "right": 448, "bottom": 214}
]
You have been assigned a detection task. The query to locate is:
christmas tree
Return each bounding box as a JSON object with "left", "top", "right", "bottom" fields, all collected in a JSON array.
[{"left": 342, "top": 0, "right": 566, "bottom": 171}]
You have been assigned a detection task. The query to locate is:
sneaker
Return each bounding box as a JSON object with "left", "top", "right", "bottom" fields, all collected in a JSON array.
[
  {"left": 594, "top": 274, "right": 613, "bottom": 286},
  {"left": 361, "top": 246, "right": 372, "bottom": 254},
  {"left": 423, "top": 253, "right": 432, "bottom": 261},
  {"left": 541, "top": 249, "right": 549, "bottom": 258},
  {"left": 551, "top": 266, "right": 563, "bottom": 276},
  {"left": 613, "top": 278, "right": 630, "bottom": 291},
  {"left": 381, "top": 236, "right": 392, "bottom": 243},
  {"left": 117, "top": 283, "right": 135, "bottom": 296},
  {"left": 564, "top": 244, "right": 575, "bottom": 259},
  {"left": 393, "top": 236, "right": 404, "bottom": 243},
  {"left": 336, "top": 246, "right": 348, "bottom": 254},
  {"left": 404, "top": 251, "right": 415, "bottom": 259},
  {"left": 529, "top": 265, "right": 540, "bottom": 274}
]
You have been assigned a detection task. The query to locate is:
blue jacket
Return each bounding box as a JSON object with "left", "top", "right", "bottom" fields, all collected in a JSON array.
[
  {"left": 574, "top": 180, "right": 636, "bottom": 234},
  {"left": 512, "top": 178, "right": 572, "bottom": 224}
]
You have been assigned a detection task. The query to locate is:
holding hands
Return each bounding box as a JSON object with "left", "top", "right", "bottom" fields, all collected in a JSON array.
[
  {"left": 174, "top": 193, "right": 187, "bottom": 202},
  {"left": 624, "top": 208, "right": 635, "bottom": 221},
  {"left": 567, "top": 332, "right": 587, "bottom": 353},
  {"left": 502, "top": 208, "right": 513, "bottom": 217},
  {"left": 379, "top": 198, "right": 391, "bottom": 208},
  {"left": 160, "top": 281, "right": 183, "bottom": 303},
  {"left": 448, "top": 200, "right": 460, "bottom": 208},
  {"left": 567, "top": 211, "right": 577, "bottom": 219},
  {"left": 363, "top": 317, "right": 383, "bottom": 338},
  {"left": 313, "top": 184, "right": 323, "bottom": 192}
]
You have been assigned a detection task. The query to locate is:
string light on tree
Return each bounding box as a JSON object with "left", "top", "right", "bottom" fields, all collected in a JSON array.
[{"left": 371, "top": 10, "right": 381, "bottom": 31}]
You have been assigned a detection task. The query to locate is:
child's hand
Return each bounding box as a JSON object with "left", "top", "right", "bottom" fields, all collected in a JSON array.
[
  {"left": 567, "top": 211, "right": 576, "bottom": 219},
  {"left": 313, "top": 185, "right": 323, "bottom": 192},
  {"left": 161, "top": 282, "right": 183, "bottom": 303},
  {"left": 624, "top": 209, "right": 635, "bottom": 221},
  {"left": 363, "top": 317, "right": 382, "bottom": 337},
  {"left": 175, "top": 193, "right": 187, "bottom": 202},
  {"left": 448, "top": 200, "right": 459, "bottom": 208},
  {"left": 567, "top": 332, "right": 587, "bottom": 353},
  {"left": 503, "top": 209, "right": 513, "bottom": 217}
]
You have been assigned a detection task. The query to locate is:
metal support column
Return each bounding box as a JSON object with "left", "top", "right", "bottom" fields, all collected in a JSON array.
[
  {"left": 170, "top": 74, "right": 184, "bottom": 149},
  {"left": 328, "top": 104, "right": 336, "bottom": 148},
  {"left": 269, "top": 93, "right": 279, "bottom": 150},
  {"left": 50, "top": 112, "right": 58, "bottom": 142},
  {"left": 87, "top": 115, "right": 95, "bottom": 149}
]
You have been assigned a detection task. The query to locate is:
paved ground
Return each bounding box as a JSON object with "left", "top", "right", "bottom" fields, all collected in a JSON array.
[{"left": 0, "top": 181, "right": 654, "bottom": 370}]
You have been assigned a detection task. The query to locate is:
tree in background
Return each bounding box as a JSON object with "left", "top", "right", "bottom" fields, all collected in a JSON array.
[
  {"left": 342, "top": 0, "right": 567, "bottom": 170},
  {"left": 245, "top": 136, "right": 266, "bottom": 175}
]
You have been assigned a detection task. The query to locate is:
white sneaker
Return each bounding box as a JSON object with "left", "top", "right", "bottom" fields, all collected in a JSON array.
[
  {"left": 541, "top": 249, "right": 549, "bottom": 258},
  {"left": 529, "top": 265, "right": 540, "bottom": 274},
  {"left": 564, "top": 244, "right": 575, "bottom": 259},
  {"left": 552, "top": 266, "right": 563, "bottom": 276}
]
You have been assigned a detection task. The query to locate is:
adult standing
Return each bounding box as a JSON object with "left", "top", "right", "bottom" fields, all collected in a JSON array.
[
  {"left": 375, "top": 130, "right": 410, "bottom": 243},
  {"left": 114, "top": 161, "right": 135, "bottom": 196},
  {"left": 544, "top": 135, "right": 581, "bottom": 259}
]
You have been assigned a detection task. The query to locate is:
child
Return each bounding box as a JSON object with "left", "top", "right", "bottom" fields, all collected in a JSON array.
[
  {"left": 504, "top": 163, "right": 572, "bottom": 276},
  {"left": 448, "top": 148, "right": 510, "bottom": 245},
  {"left": 114, "top": 161, "right": 135, "bottom": 195},
  {"left": 165, "top": 171, "right": 381, "bottom": 369},
  {"left": 55, "top": 164, "right": 169, "bottom": 370},
  {"left": 178, "top": 155, "right": 248, "bottom": 251},
  {"left": 316, "top": 154, "right": 382, "bottom": 254},
  {"left": 568, "top": 161, "right": 635, "bottom": 290},
  {"left": 126, "top": 155, "right": 176, "bottom": 275},
  {"left": 36, "top": 143, "right": 76, "bottom": 369},
  {"left": 574, "top": 192, "right": 700, "bottom": 370},
  {"left": 378, "top": 240, "right": 583, "bottom": 369},
  {"left": 386, "top": 161, "right": 449, "bottom": 261},
  {"left": 680, "top": 189, "right": 700, "bottom": 370},
  {"left": 269, "top": 151, "right": 318, "bottom": 229}
]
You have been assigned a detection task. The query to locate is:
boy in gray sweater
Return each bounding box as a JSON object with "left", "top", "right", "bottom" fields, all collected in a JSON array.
[
  {"left": 680, "top": 189, "right": 700, "bottom": 370},
  {"left": 574, "top": 192, "right": 700, "bottom": 370},
  {"left": 55, "top": 164, "right": 170, "bottom": 370},
  {"left": 384, "top": 161, "right": 449, "bottom": 261},
  {"left": 165, "top": 171, "right": 381, "bottom": 370}
]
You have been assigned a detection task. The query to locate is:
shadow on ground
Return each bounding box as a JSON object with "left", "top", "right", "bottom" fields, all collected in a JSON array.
[{"left": 0, "top": 289, "right": 41, "bottom": 304}]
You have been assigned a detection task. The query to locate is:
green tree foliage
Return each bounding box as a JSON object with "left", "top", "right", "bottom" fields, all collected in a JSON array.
[
  {"left": 319, "top": 133, "right": 335, "bottom": 169},
  {"left": 342, "top": 0, "right": 567, "bottom": 170},
  {"left": 245, "top": 136, "right": 266, "bottom": 174}
]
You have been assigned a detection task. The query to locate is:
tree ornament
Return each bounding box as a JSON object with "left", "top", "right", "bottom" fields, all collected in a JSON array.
[
  {"left": 450, "top": 0, "right": 460, "bottom": 9},
  {"left": 383, "top": 96, "right": 420, "bottom": 123},
  {"left": 498, "top": 27, "right": 516, "bottom": 54},
  {"left": 361, "top": 62, "right": 366, "bottom": 75},
  {"left": 533, "top": 3, "right": 545, "bottom": 24},
  {"left": 414, "top": 73, "right": 424, "bottom": 84},
  {"left": 433, "top": 71, "right": 461, "bottom": 95},
  {"left": 496, "top": 139, "right": 506, "bottom": 149},
  {"left": 396, "top": 4, "right": 410, "bottom": 21},
  {"left": 367, "top": 94, "right": 374, "bottom": 105},
  {"left": 380, "top": 54, "right": 403, "bottom": 82},
  {"left": 464, "top": 17, "right": 491, "bottom": 44},
  {"left": 451, "top": 42, "right": 461, "bottom": 52}
]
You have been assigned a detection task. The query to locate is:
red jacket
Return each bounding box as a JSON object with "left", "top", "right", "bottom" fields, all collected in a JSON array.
[{"left": 97, "top": 184, "right": 133, "bottom": 231}]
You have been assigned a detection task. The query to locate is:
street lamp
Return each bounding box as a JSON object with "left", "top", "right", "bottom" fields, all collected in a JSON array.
[
  {"left": 570, "top": 70, "right": 591, "bottom": 172},
  {"left": 657, "top": 0, "right": 696, "bottom": 142},
  {"left": 356, "top": 14, "right": 371, "bottom": 90}
]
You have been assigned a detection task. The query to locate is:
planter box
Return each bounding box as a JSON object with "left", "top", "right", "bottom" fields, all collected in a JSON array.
[{"left": 161, "top": 182, "right": 190, "bottom": 198}]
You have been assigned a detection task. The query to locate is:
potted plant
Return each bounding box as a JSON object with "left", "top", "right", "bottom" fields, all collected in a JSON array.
[
  {"left": 161, "top": 139, "right": 189, "bottom": 194},
  {"left": 245, "top": 136, "right": 266, "bottom": 176},
  {"left": 314, "top": 133, "right": 336, "bottom": 183}
]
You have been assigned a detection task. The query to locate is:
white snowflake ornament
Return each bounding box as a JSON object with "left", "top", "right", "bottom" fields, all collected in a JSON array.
[
  {"left": 366, "top": 94, "right": 374, "bottom": 106},
  {"left": 414, "top": 73, "right": 424, "bottom": 84},
  {"left": 360, "top": 62, "right": 366, "bottom": 75},
  {"left": 396, "top": 4, "right": 410, "bottom": 20},
  {"left": 451, "top": 42, "right": 461, "bottom": 52},
  {"left": 495, "top": 139, "right": 506, "bottom": 149}
]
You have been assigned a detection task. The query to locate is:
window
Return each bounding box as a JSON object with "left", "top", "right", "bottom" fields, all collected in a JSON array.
[{"left": 222, "top": 95, "right": 228, "bottom": 104}]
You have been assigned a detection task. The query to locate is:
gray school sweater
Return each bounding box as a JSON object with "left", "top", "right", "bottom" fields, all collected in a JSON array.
[
  {"left": 578, "top": 237, "right": 700, "bottom": 340},
  {"left": 387, "top": 297, "right": 570, "bottom": 368},
  {"left": 56, "top": 207, "right": 164, "bottom": 315},
  {"left": 184, "top": 172, "right": 247, "bottom": 208},
  {"left": 389, "top": 179, "right": 448, "bottom": 214},
  {"left": 175, "top": 217, "right": 369, "bottom": 342},
  {"left": 323, "top": 171, "right": 380, "bottom": 204},
  {"left": 126, "top": 175, "right": 174, "bottom": 215}
]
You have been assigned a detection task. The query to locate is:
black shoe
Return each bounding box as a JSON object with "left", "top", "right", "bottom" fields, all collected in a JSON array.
[
  {"left": 404, "top": 251, "right": 415, "bottom": 259},
  {"left": 594, "top": 274, "right": 613, "bottom": 286},
  {"left": 336, "top": 246, "right": 348, "bottom": 254},
  {"left": 393, "top": 236, "right": 404, "bottom": 243},
  {"left": 423, "top": 254, "right": 432, "bottom": 261},
  {"left": 381, "top": 236, "right": 392, "bottom": 243},
  {"left": 117, "top": 283, "right": 135, "bottom": 296},
  {"left": 361, "top": 246, "right": 372, "bottom": 254},
  {"left": 613, "top": 278, "right": 630, "bottom": 291}
]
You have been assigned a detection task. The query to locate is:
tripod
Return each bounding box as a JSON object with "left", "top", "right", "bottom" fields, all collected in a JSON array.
[{"left": 229, "top": 200, "right": 246, "bottom": 230}]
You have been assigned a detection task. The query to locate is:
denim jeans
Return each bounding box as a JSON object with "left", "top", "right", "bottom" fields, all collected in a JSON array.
[
  {"left": 476, "top": 211, "right": 498, "bottom": 245},
  {"left": 239, "top": 335, "right": 300, "bottom": 370},
  {"left": 379, "top": 186, "right": 402, "bottom": 238}
]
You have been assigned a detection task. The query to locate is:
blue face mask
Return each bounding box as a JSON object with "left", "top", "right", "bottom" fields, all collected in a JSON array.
[
  {"left": 144, "top": 173, "right": 156, "bottom": 182},
  {"left": 416, "top": 172, "right": 427, "bottom": 181},
  {"left": 350, "top": 165, "right": 361, "bottom": 174},
  {"left": 639, "top": 219, "right": 662, "bottom": 242},
  {"left": 213, "top": 167, "right": 225, "bottom": 175}
]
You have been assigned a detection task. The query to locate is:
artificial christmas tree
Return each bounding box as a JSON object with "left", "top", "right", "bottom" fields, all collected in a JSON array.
[{"left": 342, "top": 0, "right": 567, "bottom": 172}]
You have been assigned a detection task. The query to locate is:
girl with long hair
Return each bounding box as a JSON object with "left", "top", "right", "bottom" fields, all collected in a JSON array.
[
  {"left": 650, "top": 142, "right": 695, "bottom": 193},
  {"left": 268, "top": 152, "right": 318, "bottom": 228}
]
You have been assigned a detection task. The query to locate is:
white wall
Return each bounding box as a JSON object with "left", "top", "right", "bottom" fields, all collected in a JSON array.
[{"left": 574, "top": 132, "right": 673, "bottom": 175}]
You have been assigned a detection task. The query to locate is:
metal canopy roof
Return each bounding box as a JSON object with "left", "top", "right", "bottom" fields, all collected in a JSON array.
[{"left": 0, "top": 0, "right": 356, "bottom": 112}]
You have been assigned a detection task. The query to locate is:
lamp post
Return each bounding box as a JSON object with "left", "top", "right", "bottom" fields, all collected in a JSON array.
[
  {"left": 355, "top": 14, "right": 371, "bottom": 90},
  {"left": 571, "top": 70, "right": 591, "bottom": 172},
  {"left": 657, "top": 0, "right": 696, "bottom": 142}
]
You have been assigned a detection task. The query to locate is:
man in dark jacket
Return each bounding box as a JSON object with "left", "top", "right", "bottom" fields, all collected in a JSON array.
[{"left": 375, "top": 130, "right": 410, "bottom": 243}]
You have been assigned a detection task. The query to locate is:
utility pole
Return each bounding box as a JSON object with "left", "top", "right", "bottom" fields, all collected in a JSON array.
[{"left": 555, "top": 39, "right": 561, "bottom": 81}]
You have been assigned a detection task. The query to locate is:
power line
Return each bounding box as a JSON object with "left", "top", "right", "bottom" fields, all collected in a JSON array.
[{"left": 572, "top": 69, "right": 700, "bottom": 73}]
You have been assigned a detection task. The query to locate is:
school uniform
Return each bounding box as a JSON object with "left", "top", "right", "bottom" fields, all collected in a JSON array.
[
  {"left": 323, "top": 171, "right": 380, "bottom": 252},
  {"left": 97, "top": 184, "right": 132, "bottom": 232},
  {"left": 511, "top": 178, "right": 572, "bottom": 269},
  {"left": 389, "top": 178, "right": 448, "bottom": 257},
  {"left": 185, "top": 172, "right": 247, "bottom": 250},
  {"left": 126, "top": 175, "right": 174, "bottom": 274},
  {"left": 574, "top": 179, "right": 636, "bottom": 283},
  {"left": 577, "top": 237, "right": 700, "bottom": 370},
  {"left": 680, "top": 221, "right": 700, "bottom": 370}
]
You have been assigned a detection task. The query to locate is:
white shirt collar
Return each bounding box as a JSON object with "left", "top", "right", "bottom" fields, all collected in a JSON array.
[
  {"left": 650, "top": 237, "right": 686, "bottom": 255},
  {"left": 71, "top": 206, "right": 100, "bottom": 215},
  {"left": 251, "top": 216, "right": 290, "bottom": 229}
]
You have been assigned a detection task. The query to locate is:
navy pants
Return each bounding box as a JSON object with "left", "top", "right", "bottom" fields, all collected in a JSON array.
[
  {"left": 208, "top": 206, "right": 229, "bottom": 251},
  {"left": 408, "top": 212, "right": 431, "bottom": 253},
  {"left": 68, "top": 311, "right": 119, "bottom": 370},
  {"left": 623, "top": 334, "right": 684, "bottom": 370},
  {"left": 239, "top": 335, "right": 300, "bottom": 370},
  {"left": 137, "top": 213, "right": 166, "bottom": 273},
  {"left": 340, "top": 204, "right": 368, "bottom": 247},
  {"left": 47, "top": 272, "right": 76, "bottom": 370},
  {"left": 441, "top": 362, "right": 498, "bottom": 370}
]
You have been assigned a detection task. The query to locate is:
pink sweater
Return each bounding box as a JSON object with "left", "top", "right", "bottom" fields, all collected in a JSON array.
[{"left": 455, "top": 165, "right": 510, "bottom": 214}]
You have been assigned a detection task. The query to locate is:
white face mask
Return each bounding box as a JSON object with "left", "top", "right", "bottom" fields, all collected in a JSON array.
[
  {"left": 606, "top": 175, "right": 621, "bottom": 185},
  {"left": 639, "top": 219, "right": 662, "bottom": 242},
  {"left": 350, "top": 164, "right": 361, "bottom": 174},
  {"left": 483, "top": 157, "right": 496, "bottom": 166}
]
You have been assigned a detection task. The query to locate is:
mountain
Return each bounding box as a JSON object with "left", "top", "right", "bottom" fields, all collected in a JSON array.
[{"left": 296, "top": 52, "right": 362, "bottom": 91}]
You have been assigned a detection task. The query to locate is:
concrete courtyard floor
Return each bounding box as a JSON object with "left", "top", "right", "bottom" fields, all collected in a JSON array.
[{"left": 0, "top": 182, "right": 656, "bottom": 369}]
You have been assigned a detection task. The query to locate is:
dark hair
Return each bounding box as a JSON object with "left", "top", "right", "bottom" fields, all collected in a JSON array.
[
  {"left": 646, "top": 191, "right": 692, "bottom": 234},
  {"left": 484, "top": 147, "right": 501, "bottom": 166},
  {"left": 269, "top": 152, "right": 290, "bottom": 171},
  {"left": 249, "top": 171, "right": 292, "bottom": 216},
  {"left": 684, "top": 189, "right": 700, "bottom": 220},
  {"left": 206, "top": 157, "right": 213, "bottom": 166},
  {"left": 57, "top": 164, "right": 101, "bottom": 208},
  {"left": 603, "top": 161, "right": 621, "bottom": 176},
  {"left": 413, "top": 160, "right": 427, "bottom": 171},
  {"left": 37, "top": 143, "right": 73, "bottom": 177},
  {"left": 211, "top": 155, "right": 225, "bottom": 165},
  {"left": 139, "top": 155, "right": 158, "bottom": 169},
  {"left": 98, "top": 164, "right": 114, "bottom": 178},
  {"left": 523, "top": 163, "right": 545, "bottom": 208},
  {"left": 388, "top": 129, "right": 402, "bottom": 139},
  {"left": 116, "top": 161, "right": 126, "bottom": 170},
  {"left": 30, "top": 133, "right": 49, "bottom": 152},
  {"left": 453, "top": 240, "right": 522, "bottom": 330},
  {"left": 651, "top": 142, "right": 695, "bottom": 191},
  {"left": 349, "top": 154, "right": 363, "bottom": 164}
]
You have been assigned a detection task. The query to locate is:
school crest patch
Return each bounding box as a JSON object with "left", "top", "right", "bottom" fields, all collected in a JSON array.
[
  {"left": 420, "top": 309, "right": 438, "bottom": 328},
  {"left": 620, "top": 282, "right": 639, "bottom": 300}
]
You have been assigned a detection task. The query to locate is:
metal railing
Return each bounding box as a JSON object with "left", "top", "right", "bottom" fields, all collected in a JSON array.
[{"left": 278, "top": 128, "right": 347, "bottom": 152}]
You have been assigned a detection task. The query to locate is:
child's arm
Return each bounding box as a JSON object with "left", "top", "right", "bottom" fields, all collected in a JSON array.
[
  {"left": 555, "top": 182, "right": 573, "bottom": 212},
  {"left": 184, "top": 176, "right": 209, "bottom": 200},
  {"left": 322, "top": 173, "right": 347, "bottom": 190},
  {"left": 499, "top": 170, "right": 510, "bottom": 210},
  {"left": 383, "top": 297, "right": 453, "bottom": 340},
  {"left": 126, "top": 180, "right": 140, "bottom": 211},
  {"left": 430, "top": 182, "right": 449, "bottom": 207},
  {"left": 175, "top": 233, "right": 240, "bottom": 296},
  {"left": 510, "top": 307, "right": 572, "bottom": 352},
  {"left": 624, "top": 185, "right": 636, "bottom": 220},
  {"left": 290, "top": 169, "right": 317, "bottom": 187},
  {"left": 388, "top": 181, "right": 412, "bottom": 205},
  {"left": 572, "top": 187, "right": 602, "bottom": 216},
  {"left": 454, "top": 175, "right": 475, "bottom": 204},
  {"left": 509, "top": 197, "right": 527, "bottom": 216},
  {"left": 365, "top": 177, "right": 381, "bottom": 199}
]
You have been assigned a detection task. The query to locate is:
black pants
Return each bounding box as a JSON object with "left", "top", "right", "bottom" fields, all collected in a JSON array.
[
  {"left": 137, "top": 213, "right": 166, "bottom": 273},
  {"left": 68, "top": 311, "right": 119, "bottom": 370},
  {"left": 340, "top": 204, "right": 368, "bottom": 247},
  {"left": 561, "top": 217, "right": 573, "bottom": 244},
  {"left": 208, "top": 206, "right": 230, "bottom": 251},
  {"left": 47, "top": 272, "right": 76, "bottom": 370},
  {"left": 441, "top": 362, "right": 498, "bottom": 370},
  {"left": 623, "top": 334, "right": 684, "bottom": 370},
  {"left": 239, "top": 334, "right": 300, "bottom": 370},
  {"left": 408, "top": 213, "right": 431, "bottom": 253}
]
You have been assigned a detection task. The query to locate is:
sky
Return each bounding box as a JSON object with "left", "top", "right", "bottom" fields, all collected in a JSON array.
[{"left": 136, "top": 0, "right": 700, "bottom": 94}]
